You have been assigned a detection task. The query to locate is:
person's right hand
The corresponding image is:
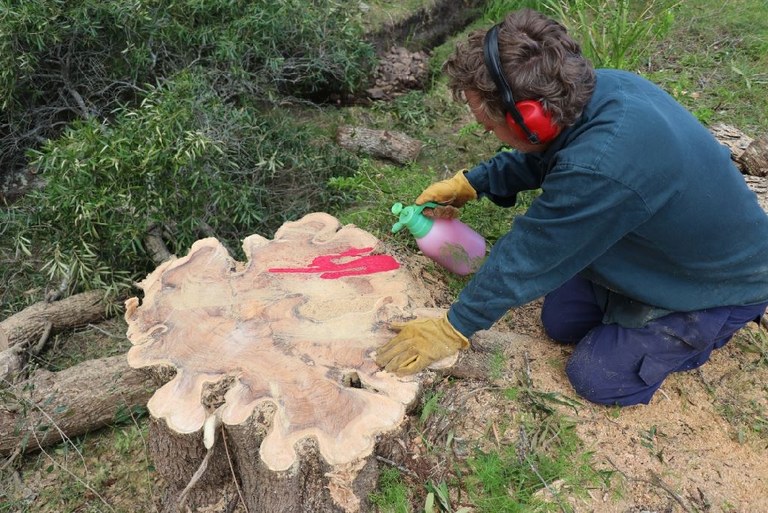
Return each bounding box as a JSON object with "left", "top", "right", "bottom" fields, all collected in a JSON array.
[{"left": 415, "top": 169, "right": 477, "bottom": 208}]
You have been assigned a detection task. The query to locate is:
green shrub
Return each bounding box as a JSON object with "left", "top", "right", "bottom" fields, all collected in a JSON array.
[
  {"left": 482, "top": 0, "right": 678, "bottom": 71},
  {"left": 9, "top": 69, "right": 358, "bottom": 295},
  {"left": 0, "top": 0, "right": 375, "bottom": 188},
  {"left": 539, "top": 0, "right": 679, "bottom": 70},
  {"left": 464, "top": 416, "right": 607, "bottom": 512},
  {"left": 0, "top": 0, "right": 375, "bottom": 109}
]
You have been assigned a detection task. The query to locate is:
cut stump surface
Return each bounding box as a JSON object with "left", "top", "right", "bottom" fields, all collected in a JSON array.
[{"left": 125, "top": 212, "right": 434, "bottom": 512}]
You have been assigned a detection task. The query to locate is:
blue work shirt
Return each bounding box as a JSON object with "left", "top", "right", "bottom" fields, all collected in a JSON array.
[{"left": 448, "top": 69, "right": 768, "bottom": 338}]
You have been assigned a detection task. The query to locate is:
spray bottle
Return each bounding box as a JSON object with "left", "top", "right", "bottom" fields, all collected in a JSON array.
[{"left": 391, "top": 202, "right": 486, "bottom": 275}]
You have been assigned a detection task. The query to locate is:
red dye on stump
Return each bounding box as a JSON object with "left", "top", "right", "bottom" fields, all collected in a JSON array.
[{"left": 268, "top": 247, "right": 400, "bottom": 279}]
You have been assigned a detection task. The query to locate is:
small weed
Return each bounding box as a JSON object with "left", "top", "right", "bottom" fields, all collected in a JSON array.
[
  {"left": 489, "top": 350, "right": 508, "bottom": 381},
  {"left": 718, "top": 397, "right": 768, "bottom": 444},
  {"left": 639, "top": 424, "right": 666, "bottom": 462},
  {"left": 369, "top": 467, "right": 412, "bottom": 513},
  {"left": 735, "top": 328, "right": 768, "bottom": 368},
  {"left": 420, "top": 391, "right": 446, "bottom": 426},
  {"left": 464, "top": 415, "right": 610, "bottom": 512},
  {"left": 425, "top": 480, "right": 472, "bottom": 513},
  {"left": 540, "top": 0, "right": 679, "bottom": 71}
]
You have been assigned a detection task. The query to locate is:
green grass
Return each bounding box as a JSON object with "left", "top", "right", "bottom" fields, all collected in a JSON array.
[
  {"left": 369, "top": 467, "right": 414, "bottom": 513},
  {"left": 716, "top": 328, "right": 768, "bottom": 443},
  {"left": 642, "top": 0, "right": 768, "bottom": 132},
  {"left": 2, "top": 419, "right": 154, "bottom": 513},
  {"left": 463, "top": 416, "right": 609, "bottom": 513}
]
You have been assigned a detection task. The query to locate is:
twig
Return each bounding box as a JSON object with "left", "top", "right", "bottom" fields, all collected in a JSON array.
[
  {"left": 29, "top": 427, "right": 115, "bottom": 512},
  {"left": 29, "top": 322, "right": 53, "bottom": 356},
  {"left": 648, "top": 470, "right": 695, "bottom": 513},
  {"left": 605, "top": 457, "right": 695, "bottom": 513},
  {"left": 4, "top": 380, "right": 90, "bottom": 473},
  {"left": 221, "top": 429, "right": 249, "bottom": 513},
  {"left": 375, "top": 455, "right": 419, "bottom": 479},
  {"left": 128, "top": 408, "right": 160, "bottom": 513},
  {"left": 86, "top": 323, "right": 123, "bottom": 339},
  {"left": 177, "top": 445, "right": 214, "bottom": 511},
  {"left": 520, "top": 426, "right": 568, "bottom": 513},
  {"left": 521, "top": 351, "right": 534, "bottom": 388},
  {"left": 0, "top": 446, "right": 22, "bottom": 472}
]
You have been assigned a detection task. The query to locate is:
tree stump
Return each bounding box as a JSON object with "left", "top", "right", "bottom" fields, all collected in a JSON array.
[
  {"left": 739, "top": 134, "right": 768, "bottom": 177},
  {"left": 125, "top": 213, "right": 439, "bottom": 513}
]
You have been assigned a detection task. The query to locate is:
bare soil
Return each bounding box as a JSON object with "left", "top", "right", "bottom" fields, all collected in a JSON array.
[{"left": 413, "top": 299, "right": 768, "bottom": 512}]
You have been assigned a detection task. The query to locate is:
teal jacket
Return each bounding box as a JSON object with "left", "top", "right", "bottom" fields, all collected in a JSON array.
[{"left": 448, "top": 69, "right": 768, "bottom": 338}]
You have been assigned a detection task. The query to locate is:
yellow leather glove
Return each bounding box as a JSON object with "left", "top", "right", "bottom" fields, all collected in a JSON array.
[
  {"left": 375, "top": 315, "right": 469, "bottom": 376},
  {"left": 415, "top": 170, "right": 477, "bottom": 208}
]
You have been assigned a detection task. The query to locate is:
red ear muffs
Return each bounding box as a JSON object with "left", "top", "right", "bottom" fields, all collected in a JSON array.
[{"left": 505, "top": 100, "right": 559, "bottom": 144}]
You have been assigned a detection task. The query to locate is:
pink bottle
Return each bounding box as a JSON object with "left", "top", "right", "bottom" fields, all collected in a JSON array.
[{"left": 391, "top": 202, "right": 486, "bottom": 275}]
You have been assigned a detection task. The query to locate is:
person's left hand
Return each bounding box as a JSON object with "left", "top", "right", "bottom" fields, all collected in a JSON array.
[{"left": 374, "top": 315, "right": 469, "bottom": 375}]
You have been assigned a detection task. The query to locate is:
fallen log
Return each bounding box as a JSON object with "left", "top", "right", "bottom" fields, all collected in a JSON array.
[
  {"left": 745, "top": 175, "right": 768, "bottom": 213},
  {"left": 125, "top": 212, "right": 443, "bottom": 512},
  {"left": 0, "top": 354, "right": 156, "bottom": 457},
  {"left": 337, "top": 126, "right": 423, "bottom": 164},
  {"left": 710, "top": 123, "right": 768, "bottom": 177},
  {"left": 739, "top": 134, "right": 768, "bottom": 178},
  {"left": 0, "top": 290, "right": 110, "bottom": 383}
]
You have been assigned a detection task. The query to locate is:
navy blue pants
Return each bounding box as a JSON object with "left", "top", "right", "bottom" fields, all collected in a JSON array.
[{"left": 541, "top": 276, "right": 767, "bottom": 406}]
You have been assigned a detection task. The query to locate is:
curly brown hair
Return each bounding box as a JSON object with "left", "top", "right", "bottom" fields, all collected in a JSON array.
[{"left": 443, "top": 9, "right": 595, "bottom": 127}]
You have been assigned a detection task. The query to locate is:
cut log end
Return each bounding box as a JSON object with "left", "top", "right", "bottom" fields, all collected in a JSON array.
[{"left": 125, "top": 212, "right": 434, "bottom": 512}]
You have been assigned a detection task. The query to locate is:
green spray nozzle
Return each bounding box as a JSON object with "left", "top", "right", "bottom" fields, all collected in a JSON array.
[{"left": 391, "top": 201, "right": 438, "bottom": 238}]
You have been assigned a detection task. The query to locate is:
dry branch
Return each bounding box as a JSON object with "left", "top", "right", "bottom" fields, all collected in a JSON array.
[
  {"left": 0, "top": 355, "right": 156, "bottom": 457},
  {"left": 337, "top": 126, "right": 423, "bottom": 164},
  {"left": 144, "top": 223, "right": 173, "bottom": 265}
]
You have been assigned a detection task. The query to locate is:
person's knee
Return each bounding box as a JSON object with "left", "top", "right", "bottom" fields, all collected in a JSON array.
[
  {"left": 541, "top": 303, "right": 598, "bottom": 344},
  {"left": 565, "top": 351, "right": 655, "bottom": 407},
  {"left": 564, "top": 355, "right": 607, "bottom": 403},
  {"left": 540, "top": 302, "right": 572, "bottom": 343}
]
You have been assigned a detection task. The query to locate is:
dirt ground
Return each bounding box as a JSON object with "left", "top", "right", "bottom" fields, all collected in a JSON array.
[{"left": 417, "top": 297, "right": 768, "bottom": 513}]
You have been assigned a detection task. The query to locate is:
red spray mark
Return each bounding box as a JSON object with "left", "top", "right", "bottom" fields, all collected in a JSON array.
[{"left": 268, "top": 247, "right": 400, "bottom": 279}]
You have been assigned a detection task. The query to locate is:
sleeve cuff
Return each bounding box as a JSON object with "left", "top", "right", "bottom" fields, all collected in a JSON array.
[{"left": 447, "top": 305, "right": 481, "bottom": 339}]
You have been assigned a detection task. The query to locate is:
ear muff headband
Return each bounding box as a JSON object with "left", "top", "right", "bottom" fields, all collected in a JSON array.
[{"left": 483, "top": 24, "right": 557, "bottom": 144}]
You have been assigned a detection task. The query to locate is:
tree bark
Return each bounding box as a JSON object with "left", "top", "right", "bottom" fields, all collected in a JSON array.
[
  {"left": 125, "top": 212, "right": 437, "bottom": 512},
  {"left": 745, "top": 175, "right": 768, "bottom": 213},
  {"left": 0, "top": 355, "right": 156, "bottom": 457},
  {"left": 710, "top": 123, "right": 768, "bottom": 177},
  {"left": 337, "top": 126, "right": 423, "bottom": 164},
  {"left": 739, "top": 134, "right": 768, "bottom": 177}
]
